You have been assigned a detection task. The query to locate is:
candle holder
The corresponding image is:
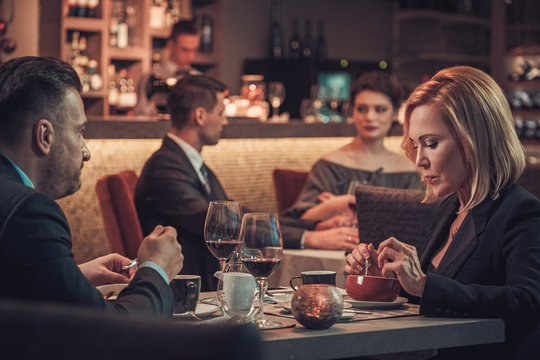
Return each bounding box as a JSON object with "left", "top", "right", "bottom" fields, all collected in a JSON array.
[{"left": 291, "top": 284, "right": 343, "bottom": 329}]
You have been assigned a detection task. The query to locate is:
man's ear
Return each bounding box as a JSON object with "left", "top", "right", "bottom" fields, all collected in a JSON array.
[
  {"left": 33, "top": 119, "right": 55, "bottom": 156},
  {"left": 193, "top": 107, "right": 206, "bottom": 127}
]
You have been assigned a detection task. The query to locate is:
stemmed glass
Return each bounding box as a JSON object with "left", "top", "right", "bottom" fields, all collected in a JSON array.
[
  {"left": 347, "top": 180, "right": 362, "bottom": 215},
  {"left": 239, "top": 213, "right": 283, "bottom": 329},
  {"left": 204, "top": 201, "right": 243, "bottom": 273},
  {"left": 267, "top": 82, "right": 286, "bottom": 122}
]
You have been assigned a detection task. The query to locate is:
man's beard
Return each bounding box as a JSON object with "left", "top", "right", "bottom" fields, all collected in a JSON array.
[{"left": 38, "top": 142, "right": 82, "bottom": 200}]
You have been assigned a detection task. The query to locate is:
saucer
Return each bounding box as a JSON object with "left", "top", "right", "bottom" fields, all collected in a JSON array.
[{"left": 173, "top": 303, "right": 219, "bottom": 318}]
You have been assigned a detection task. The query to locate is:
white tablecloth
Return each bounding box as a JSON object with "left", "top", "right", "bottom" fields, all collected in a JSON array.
[{"left": 268, "top": 249, "right": 348, "bottom": 289}]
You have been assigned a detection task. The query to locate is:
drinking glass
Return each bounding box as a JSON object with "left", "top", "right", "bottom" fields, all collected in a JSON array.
[
  {"left": 204, "top": 201, "right": 243, "bottom": 272},
  {"left": 239, "top": 213, "right": 283, "bottom": 329},
  {"left": 267, "top": 82, "right": 286, "bottom": 122},
  {"left": 341, "top": 180, "right": 362, "bottom": 230}
]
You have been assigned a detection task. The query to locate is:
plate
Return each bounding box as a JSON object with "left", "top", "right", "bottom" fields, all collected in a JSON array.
[
  {"left": 173, "top": 303, "right": 219, "bottom": 318},
  {"left": 96, "top": 283, "right": 128, "bottom": 300},
  {"left": 344, "top": 296, "right": 409, "bottom": 309}
]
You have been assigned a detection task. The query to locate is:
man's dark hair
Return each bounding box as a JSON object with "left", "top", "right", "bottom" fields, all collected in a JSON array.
[
  {"left": 169, "top": 19, "right": 199, "bottom": 42},
  {"left": 167, "top": 74, "right": 227, "bottom": 129},
  {"left": 0, "top": 56, "right": 81, "bottom": 146},
  {"left": 350, "top": 71, "right": 402, "bottom": 109}
]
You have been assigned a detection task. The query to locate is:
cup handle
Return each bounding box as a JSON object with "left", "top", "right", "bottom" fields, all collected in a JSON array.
[
  {"left": 289, "top": 276, "right": 303, "bottom": 291},
  {"left": 186, "top": 281, "right": 198, "bottom": 300}
]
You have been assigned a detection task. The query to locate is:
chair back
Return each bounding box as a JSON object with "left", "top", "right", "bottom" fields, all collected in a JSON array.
[
  {"left": 355, "top": 184, "right": 437, "bottom": 257},
  {"left": 95, "top": 170, "right": 142, "bottom": 259},
  {"left": 517, "top": 163, "right": 540, "bottom": 200},
  {"left": 273, "top": 168, "right": 309, "bottom": 213}
]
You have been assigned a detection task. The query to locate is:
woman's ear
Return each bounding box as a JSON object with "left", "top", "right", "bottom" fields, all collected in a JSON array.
[{"left": 33, "top": 119, "right": 55, "bottom": 156}]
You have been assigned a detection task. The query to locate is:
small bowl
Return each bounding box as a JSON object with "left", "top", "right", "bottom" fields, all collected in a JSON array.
[{"left": 345, "top": 275, "right": 400, "bottom": 302}]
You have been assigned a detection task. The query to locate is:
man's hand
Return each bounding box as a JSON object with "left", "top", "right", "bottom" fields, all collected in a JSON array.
[
  {"left": 304, "top": 227, "right": 359, "bottom": 250},
  {"left": 78, "top": 253, "right": 133, "bottom": 287},
  {"left": 137, "top": 225, "right": 183, "bottom": 283},
  {"left": 315, "top": 213, "right": 357, "bottom": 231}
]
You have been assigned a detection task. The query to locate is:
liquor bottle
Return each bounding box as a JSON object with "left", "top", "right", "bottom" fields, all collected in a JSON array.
[
  {"left": 76, "top": 0, "right": 88, "bottom": 17},
  {"left": 116, "top": 11, "right": 128, "bottom": 48},
  {"left": 199, "top": 14, "right": 213, "bottom": 53},
  {"left": 288, "top": 18, "right": 300, "bottom": 58},
  {"left": 87, "top": 0, "right": 99, "bottom": 18},
  {"left": 268, "top": 0, "right": 283, "bottom": 58},
  {"left": 69, "top": 31, "right": 80, "bottom": 66},
  {"left": 88, "top": 60, "right": 103, "bottom": 91},
  {"left": 67, "top": 0, "right": 78, "bottom": 17},
  {"left": 301, "top": 19, "right": 313, "bottom": 59},
  {"left": 316, "top": 19, "right": 327, "bottom": 61},
  {"left": 150, "top": 0, "right": 166, "bottom": 29},
  {"left": 107, "top": 64, "right": 119, "bottom": 112}
]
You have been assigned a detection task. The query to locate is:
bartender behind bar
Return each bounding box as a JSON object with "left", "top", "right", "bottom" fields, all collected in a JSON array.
[{"left": 134, "top": 19, "right": 202, "bottom": 116}]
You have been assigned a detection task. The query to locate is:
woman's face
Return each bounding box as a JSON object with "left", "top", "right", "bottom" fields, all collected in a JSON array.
[
  {"left": 353, "top": 90, "right": 395, "bottom": 140},
  {"left": 408, "top": 104, "right": 468, "bottom": 199}
]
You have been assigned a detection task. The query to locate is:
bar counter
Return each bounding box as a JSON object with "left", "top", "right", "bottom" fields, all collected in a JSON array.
[{"left": 86, "top": 116, "right": 357, "bottom": 139}]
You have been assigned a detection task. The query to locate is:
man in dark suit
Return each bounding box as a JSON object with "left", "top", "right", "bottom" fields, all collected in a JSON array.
[
  {"left": 0, "top": 56, "right": 183, "bottom": 314},
  {"left": 135, "top": 75, "right": 228, "bottom": 291}
]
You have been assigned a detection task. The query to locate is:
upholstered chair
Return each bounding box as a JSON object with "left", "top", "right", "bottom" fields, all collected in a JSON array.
[
  {"left": 95, "top": 170, "right": 142, "bottom": 259},
  {"left": 272, "top": 168, "right": 309, "bottom": 214}
]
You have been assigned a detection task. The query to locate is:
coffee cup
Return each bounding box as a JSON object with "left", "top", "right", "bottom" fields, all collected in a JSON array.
[
  {"left": 221, "top": 272, "right": 257, "bottom": 315},
  {"left": 290, "top": 270, "right": 336, "bottom": 290},
  {"left": 170, "top": 275, "right": 201, "bottom": 314},
  {"left": 345, "top": 275, "right": 400, "bottom": 302}
]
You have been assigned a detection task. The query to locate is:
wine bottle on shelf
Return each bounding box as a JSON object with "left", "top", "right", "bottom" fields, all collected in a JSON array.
[
  {"left": 268, "top": 0, "right": 283, "bottom": 58},
  {"left": 87, "top": 0, "right": 99, "bottom": 18},
  {"left": 150, "top": 0, "right": 166, "bottom": 29},
  {"left": 116, "top": 11, "right": 128, "bottom": 48},
  {"left": 301, "top": 19, "right": 313, "bottom": 59},
  {"left": 76, "top": 0, "right": 88, "bottom": 17},
  {"left": 288, "top": 18, "right": 300, "bottom": 58},
  {"left": 199, "top": 14, "right": 213, "bottom": 54},
  {"left": 67, "top": 0, "right": 78, "bottom": 17},
  {"left": 316, "top": 19, "right": 327, "bottom": 62},
  {"left": 107, "top": 64, "right": 119, "bottom": 112}
]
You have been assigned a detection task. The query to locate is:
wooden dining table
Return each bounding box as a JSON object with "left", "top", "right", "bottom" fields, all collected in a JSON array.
[{"left": 195, "top": 292, "right": 505, "bottom": 360}]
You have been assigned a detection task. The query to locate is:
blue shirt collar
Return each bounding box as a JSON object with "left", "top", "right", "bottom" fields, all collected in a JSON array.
[{"left": 4, "top": 155, "right": 35, "bottom": 189}]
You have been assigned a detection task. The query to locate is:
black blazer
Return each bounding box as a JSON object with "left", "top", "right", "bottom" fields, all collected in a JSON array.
[
  {"left": 419, "top": 184, "right": 540, "bottom": 359},
  {"left": 135, "top": 136, "right": 227, "bottom": 291},
  {"left": 0, "top": 154, "right": 173, "bottom": 315}
]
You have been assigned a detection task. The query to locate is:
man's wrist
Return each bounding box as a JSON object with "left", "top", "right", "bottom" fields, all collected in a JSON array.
[{"left": 139, "top": 261, "right": 170, "bottom": 283}]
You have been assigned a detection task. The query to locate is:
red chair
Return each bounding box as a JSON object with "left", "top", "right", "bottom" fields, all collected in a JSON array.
[
  {"left": 272, "top": 168, "right": 309, "bottom": 214},
  {"left": 95, "top": 170, "right": 142, "bottom": 259}
]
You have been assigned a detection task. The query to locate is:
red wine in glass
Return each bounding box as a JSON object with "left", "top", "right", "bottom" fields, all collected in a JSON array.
[
  {"left": 242, "top": 258, "right": 281, "bottom": 278},
  {"left": 206, "top": 239, "right": 242, "bottom": 261}
]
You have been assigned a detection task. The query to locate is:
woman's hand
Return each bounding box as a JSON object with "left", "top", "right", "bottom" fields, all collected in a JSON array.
[
  {"left": 345, "top": 243, "right": 382, "bottom": 276},
  {"left": 304, "top": 227, "right": 359, "bottom": 250},
  {"left": 377, "top": 237, "right": 426, "bottom": 297}
]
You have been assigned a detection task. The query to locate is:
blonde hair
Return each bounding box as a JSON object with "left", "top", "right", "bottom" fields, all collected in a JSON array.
[{"left": 401, "top": 66, "right": 525, "bottom": 211}]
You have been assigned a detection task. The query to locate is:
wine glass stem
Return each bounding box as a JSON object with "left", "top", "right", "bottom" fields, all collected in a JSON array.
[
  {"left": 219, "top": 260, "right": 226, "bottom": 273},
  {"left": 255, "top": 277, "right": 268, "bottom": 319}
]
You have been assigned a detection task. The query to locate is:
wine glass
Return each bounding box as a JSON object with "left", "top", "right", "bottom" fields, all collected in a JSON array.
[
  {"left": 267, "top": 82, "right": 286, "bottom": 122},
  {"left": 239, "top": 212, "right": 283, "bottom": 329},
  {"left": 340, "top": 180, "right": 362, "bottom": 230},
  {"left": 204, "top": 201, "right": 243, "bottom": 273}
]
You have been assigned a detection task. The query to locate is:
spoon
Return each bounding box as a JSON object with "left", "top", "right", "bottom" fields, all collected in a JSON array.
[{"left": 122, "top": 258, "right": 140, "bottom": 270}]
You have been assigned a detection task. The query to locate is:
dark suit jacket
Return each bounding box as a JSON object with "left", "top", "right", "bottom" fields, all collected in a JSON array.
[
  {"left": 135, "top": 136, "right": 227, "bottom": 291},
  {"left": 419, "top": 184, "right": 540, "bottom": 359},
  {"left": 0, "top": 154, "right": 173, "bottom": 315}
]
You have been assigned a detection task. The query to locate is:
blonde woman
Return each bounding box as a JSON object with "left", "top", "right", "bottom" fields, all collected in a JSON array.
[{"left": 346, "top": 66, "right": 540, "bottom": 359}]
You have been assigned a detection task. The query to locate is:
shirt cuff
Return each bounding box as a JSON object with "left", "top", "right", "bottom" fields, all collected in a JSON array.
[
  {"left": 140, "top": 261, "right": 169, "bottom": 284},
  {"left": 299, "top": 231, "right": 306, "bottom": 249}
]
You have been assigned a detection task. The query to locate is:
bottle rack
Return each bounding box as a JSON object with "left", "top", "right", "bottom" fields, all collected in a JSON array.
[{"left": 40, "top": 0, "right": 220, "bottom": 117}]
